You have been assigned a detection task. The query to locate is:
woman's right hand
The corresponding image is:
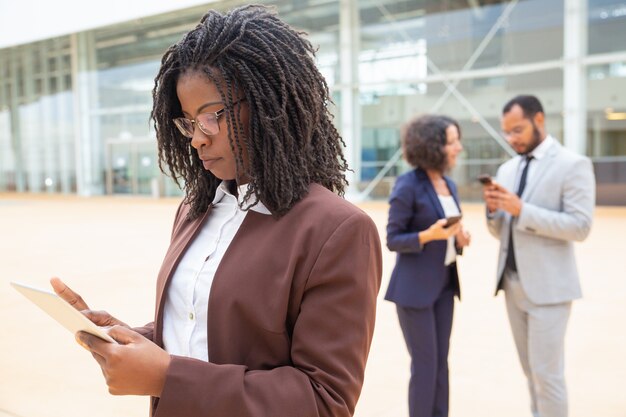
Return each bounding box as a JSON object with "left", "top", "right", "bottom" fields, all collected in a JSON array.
[
  {"left": 50, "top": 277, "right": 129, "bottom": 328},
  {"left": 419, "top": 219, "right": 462, "bottom": 245}
]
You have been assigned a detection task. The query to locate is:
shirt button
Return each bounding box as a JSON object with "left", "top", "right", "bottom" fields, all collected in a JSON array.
[{"left": 188, "top": 313, "right": 194, "bottom": 320}]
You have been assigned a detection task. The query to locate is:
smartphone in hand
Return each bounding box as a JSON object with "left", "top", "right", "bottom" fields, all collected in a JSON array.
[
  {"left": 477, "top": 174, "right": 493, "bottom": 185},
  {"left": 444, "top": 215, "right": 462, "bottom": 228}
]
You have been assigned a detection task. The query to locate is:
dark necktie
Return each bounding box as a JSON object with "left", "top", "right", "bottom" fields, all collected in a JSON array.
[{"left": 505, "top": 155, "right": 534, "bottom": 272}]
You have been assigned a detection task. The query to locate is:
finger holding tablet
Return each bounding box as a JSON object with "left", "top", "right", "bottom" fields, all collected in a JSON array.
[
  {"left": 10, "top": 281, "right": 117, "bottom": 344},
  {"left": 50, "top": 277, "right": 128, "bottom": 329}
]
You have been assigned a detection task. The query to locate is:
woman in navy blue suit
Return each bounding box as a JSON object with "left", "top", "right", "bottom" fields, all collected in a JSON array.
[{"left": 385, "top": 115, "right": 471, "bottom": 417}]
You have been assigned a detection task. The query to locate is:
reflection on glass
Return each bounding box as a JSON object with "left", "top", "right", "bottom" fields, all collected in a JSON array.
[
  {"left": 0, "top": 37, "right": 75, "bottom": 193},
  {"left": 111, "top": 146, "right": 131, "bottom": 194},
  {"left": 137, "top": 143, "right": 157, "bottom": 195},
  {"left": 587, "top": 62, "right": 626, "bottom": 157},
  {"left": 359, "top": 0, "right": 563, "bottom": 78},
  {"left": 359, "top": 68, "right": 564, "bottom": 199},
  {"left": 588, "top": 0, "right": 626, "bottom": 55}
]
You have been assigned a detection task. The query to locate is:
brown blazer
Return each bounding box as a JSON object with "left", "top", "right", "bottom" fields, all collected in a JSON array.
[{"left": 136, "top": 184, "right": 382, "bottom": 417}]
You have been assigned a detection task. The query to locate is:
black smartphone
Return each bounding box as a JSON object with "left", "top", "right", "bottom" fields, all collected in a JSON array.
[
  {"left": 444, "top": 215, "right": 462, "bottom": 228},
  {"left": 477, "top": 174, "right": 493, "bottom": 185}
]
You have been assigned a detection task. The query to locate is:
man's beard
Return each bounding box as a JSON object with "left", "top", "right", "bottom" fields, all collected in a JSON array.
[{"left": 520, "top": 123, "right": 543, "bottom": 155}]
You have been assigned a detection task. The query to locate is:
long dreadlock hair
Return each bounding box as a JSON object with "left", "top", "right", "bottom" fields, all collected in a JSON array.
[{"left": 151, "top": 5, "right": 349, "bottom": 220}]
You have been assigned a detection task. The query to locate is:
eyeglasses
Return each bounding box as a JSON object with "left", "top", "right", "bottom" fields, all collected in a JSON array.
[
  {"left": 502, "top": 121, "right": 531, "bottom": 138},
  {"left": 172, "top": 97, "right": 245, "bottom": 138},
  {"left": 502, "top": 127, "right": 525, "bottom": 138}
]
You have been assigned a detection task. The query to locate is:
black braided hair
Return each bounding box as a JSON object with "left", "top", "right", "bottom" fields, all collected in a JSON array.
[{"left": 150, "top": 5, "right": 348, "bottom": 219}]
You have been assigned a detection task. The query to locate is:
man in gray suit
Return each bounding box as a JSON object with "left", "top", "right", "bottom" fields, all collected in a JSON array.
[{"left": 482, "top": 95, "right": 595, "bottom": 417}]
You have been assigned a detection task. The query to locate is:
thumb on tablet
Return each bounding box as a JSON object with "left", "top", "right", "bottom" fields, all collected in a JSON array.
[
  {"left": 84, "top": 310, "right": 130, "bottom": 328},
  {"left": 50, "top": 277, "right": 89, "bottom": 311},
  {"left": 107, "top": 325, "right": 141, "bottom": 345}
]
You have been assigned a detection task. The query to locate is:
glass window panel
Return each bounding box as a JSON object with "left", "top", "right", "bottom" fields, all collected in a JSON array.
[
  {"left": 136, "top": 142, "right": 160, "bottom": 195},
  {"left": 62, "top": 55, "right": 71, "bottom": 71},
  {"left": 92, "top": 7, "right": 220, "bottom": 195},
  {"left": 50, "top": 77, "right": 57, "bottom": 94},
  {"left": 360, "top": 69, "right": 564, "bottom": 198},
  {"left": 0, "top": 104, "right": 15, "bottom": 190},
  {"left": 587, "top": 62, "right": 626, "bottom": 157},
  {"left": 110, "top": 143, "right": 133, "bottom": 194},
  {"left": 588, "top": 0, "right": 626, "bottom": 55},
  {"left": 97, "top": 60, "right": 160, "bottom": 110},
  {"left": 359, "top": 0, "right": 563, "bottom": 82},
  {"left": 275, "top": 0, "right": 340, "bottom": 88},
  {"left": 0, "top": 37, "right": 75, "bottom": 193},
  {"left": 48, "top": 56, "right": 57, "bottom": 72}
]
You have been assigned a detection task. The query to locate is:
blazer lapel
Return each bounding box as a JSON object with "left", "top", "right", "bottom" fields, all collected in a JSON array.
[
  {"left": 522, "top": 141, "right": 559, "bottom": 201},
  {"left": 154, "top": 205, "right": 212, "bottom": 346},
  {"left": 416, "top": 168, "right": 445, "bottom": 219},
  {"left": 444, "top": 176, "right": 462, "bottom": 213},
  {"left": 503, "top": 156, "right": 522, "bottom": 194}
]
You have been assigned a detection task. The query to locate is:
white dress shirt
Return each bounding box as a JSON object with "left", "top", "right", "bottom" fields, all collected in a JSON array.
[
  {"left": 438, "top": 194, "right": 460, "bottom": 266},
  {"left": 162, "top": 181, "right": 271, "bottom": 361},
  {"left": 513, "top": 135, "right": 555, "bottom": 193}
]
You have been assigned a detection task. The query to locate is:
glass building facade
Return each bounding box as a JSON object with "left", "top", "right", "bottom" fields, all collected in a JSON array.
[{"left": 1, "top": 0, "right": 625, "bottom": 204}]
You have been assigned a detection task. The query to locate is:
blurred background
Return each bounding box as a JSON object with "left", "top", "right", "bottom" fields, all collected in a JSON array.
[
  {"left": 2, "top": 2, "right": 626, "bottom": 416},
  {"left": 1, "top": 0, "right": 625, "bottom": 204}
]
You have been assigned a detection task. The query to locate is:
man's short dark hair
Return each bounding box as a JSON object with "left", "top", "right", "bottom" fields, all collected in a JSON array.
[
  {"left": 503, "top": 95, "right": 544, "bottom": 120},
  {"left": 402, "top": 114, "right": 460, "bottom": 172}
]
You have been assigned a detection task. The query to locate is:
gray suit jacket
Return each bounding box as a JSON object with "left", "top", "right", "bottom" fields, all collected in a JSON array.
[{"left": 487, "top": 139, "right": 595, "bottom": 305}]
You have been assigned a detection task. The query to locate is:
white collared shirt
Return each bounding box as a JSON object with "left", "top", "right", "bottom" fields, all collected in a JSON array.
[
  {"left": 162, "top": 181, "right": 271, "bottom": 361},
  {"left": 438, "top": 194, "right": 460, "bottom": 266},
  {"left": 514, "top": 135, "right": 554, "bottom": 193}
]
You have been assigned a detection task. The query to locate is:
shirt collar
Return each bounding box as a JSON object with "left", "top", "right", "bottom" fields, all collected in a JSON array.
[
  {"left": 528, "top": 134, "right": 554, "bottom": 160},
  {"left": 211, "top": 181, "right": 272, "bottom": 215}
]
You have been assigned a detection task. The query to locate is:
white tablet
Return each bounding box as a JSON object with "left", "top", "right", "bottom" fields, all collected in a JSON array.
[{"left": 10, "top": 281, "right": 117, "bottom": 344}]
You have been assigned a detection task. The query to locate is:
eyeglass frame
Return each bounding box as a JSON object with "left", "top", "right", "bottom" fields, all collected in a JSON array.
[{"left": 172, "top": 97, "right": 246, "bottom": 139}]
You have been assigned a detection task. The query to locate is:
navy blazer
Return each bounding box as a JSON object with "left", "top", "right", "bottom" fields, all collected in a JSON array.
[{"left": 384, "top": 168, "right": 461, "bottom": 309}]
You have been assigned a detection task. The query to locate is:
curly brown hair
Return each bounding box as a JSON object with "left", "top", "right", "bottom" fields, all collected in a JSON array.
[
  {"left": 402, "top": 114, "right": 461, "bottom": 173},
  {"left": 150, "top": 5, "right": 348, "bottom": 219}
]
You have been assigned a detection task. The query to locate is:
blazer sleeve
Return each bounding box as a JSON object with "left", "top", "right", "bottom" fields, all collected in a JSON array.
[
  {"left": 132, "top": 323, "right": 154, "bottom": 341},
  {"left": 386, "top": 175, "right": 424, "bottom": 253},
  {"left": 516, "top": 157, "right": 595, "bottom": 241},
  {"left": 153, "top": 211, "right": 382, "bottom": 417}
]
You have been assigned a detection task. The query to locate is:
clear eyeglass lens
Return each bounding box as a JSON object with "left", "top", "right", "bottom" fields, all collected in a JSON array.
[
  {"left": 174, "top": 113, "right": 220, "bottom": 138},
  {"left": 196, "top": 113, "right": 219, "bottom": 135}
]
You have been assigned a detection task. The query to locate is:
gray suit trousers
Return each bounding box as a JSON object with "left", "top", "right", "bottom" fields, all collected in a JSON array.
[{"left": 503, "top": 271, "right": 572, "bottom": 417}]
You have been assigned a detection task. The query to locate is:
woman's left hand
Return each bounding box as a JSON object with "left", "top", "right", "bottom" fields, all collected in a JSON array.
[
  {"left": 75, "top": 326, "right": 171, "bottom": 397},
  {"left": 456, "top": 227, "right": 471, "bottom": 248}
]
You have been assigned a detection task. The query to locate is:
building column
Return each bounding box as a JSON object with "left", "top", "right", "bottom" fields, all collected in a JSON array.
[
  {"left": 55, "top": 38, "right": 73, "bottom": 194},
  {"left": 563, "top": 0, "right": 588, "bottom": 154},
  {"left": 339, "top": 0, "right": 361, "bottom": 194},
  {"left": 8, "top": 49, "right": 26, "bottom": 191},
  {"left": 71, "top": 31, "right": 101, "bottom": 196}
]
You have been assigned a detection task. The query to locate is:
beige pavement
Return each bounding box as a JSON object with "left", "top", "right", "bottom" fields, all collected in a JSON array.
[{"left": 1, "top": 194, "right": 625, "bottom": 417}]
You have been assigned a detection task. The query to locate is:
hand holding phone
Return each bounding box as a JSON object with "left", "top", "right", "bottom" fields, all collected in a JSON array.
[
  {"left": 444, "top": 215, "right": 462, "bottom": 228},
  {"left": 478, "top": 174, "right": 493, "bottom": 186}
]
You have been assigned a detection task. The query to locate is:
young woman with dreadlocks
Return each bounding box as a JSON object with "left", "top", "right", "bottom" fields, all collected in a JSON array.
[{"left": 50, "top": 5, "right": 382, "bottom": 417}]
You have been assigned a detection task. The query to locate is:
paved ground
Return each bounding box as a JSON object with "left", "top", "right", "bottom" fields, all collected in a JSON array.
[{"left": 1, "top": 194, "right": 624, "bottom": 417}]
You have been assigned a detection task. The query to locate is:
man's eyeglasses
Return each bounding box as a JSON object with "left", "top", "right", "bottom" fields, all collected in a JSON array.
[{"left": 173, "top": 97, "right": 245, "bottom": 138}]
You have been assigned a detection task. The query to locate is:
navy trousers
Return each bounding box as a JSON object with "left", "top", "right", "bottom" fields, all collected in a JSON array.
[{"left": 396, "top": 269, "right": 455, "bottom": 417}]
